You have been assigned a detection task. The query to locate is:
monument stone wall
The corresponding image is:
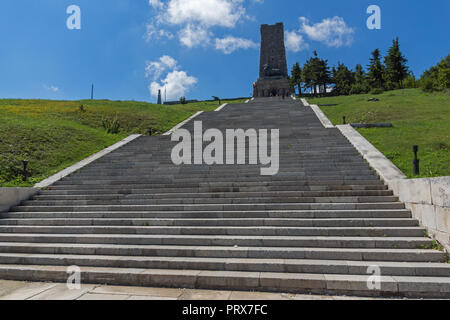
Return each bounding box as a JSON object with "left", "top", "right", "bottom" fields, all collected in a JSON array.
[{"left": 253, "top": 22, "right": 293, "bottom": 98}]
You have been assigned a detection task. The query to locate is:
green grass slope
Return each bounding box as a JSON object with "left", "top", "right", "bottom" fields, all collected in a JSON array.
[
  {"left": 0, "top": 99, "right": 245, "bottom": 187},
  {"left": 309, "top": 89, "right": 450, "bottom": 178}
]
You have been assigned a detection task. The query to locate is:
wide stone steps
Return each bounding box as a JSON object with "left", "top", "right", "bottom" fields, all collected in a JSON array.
[
  {"left": 2, "top": 209, "right": 413, "bottom": 219},
  {"left": 42, "top": 183, "right": 388, "bottom": 193},
  {"left": 0, "top": 226, "right": 426, "bottom": 237},
  {"left": 0, "top": 242, "right": 444, "bottom": 262},
  {"left": 32, "top": 190, "right": 395, "bottom": 200},
  {"left": 0, "top": 218, "right": 418, "bottom": 227},
  {"left": 10, "top": 203, "right": 406, "bottom": 212},
  {"left": 53, "top": 176, "right": 381, "bottom": 186},
  {"left": 1, "top": 98, "right": 447, "bottom": 298},
  {"left": 0, "top": 254, "right": 449, "bottom": 277},
  {"left": 67, "top": 170, "right": 377, "bottom": 179},
  {"left": 0, "top": 264, "right": 448, "bottom": 297},
  {"left": 21, "top": 196, "right": 400, "bottom": 206}
]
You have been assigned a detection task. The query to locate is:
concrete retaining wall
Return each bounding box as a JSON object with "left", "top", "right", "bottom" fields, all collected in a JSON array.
[
  {"left": 0, "top": 188, "right": 39, "bottom": 213},
  {"left": 391, "top": 177, "right": 450, "bottom": 252}
]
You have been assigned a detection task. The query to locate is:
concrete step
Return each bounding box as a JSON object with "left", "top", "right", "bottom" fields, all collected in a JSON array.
[
  {"left": 53, "top": 176, "right": 382, "bottom": 186},
  {"left": 0, "top": 226, "right": 427, "bottom": 237},
  {"left": 32, "top": 190, "right": 395, "bottom": 200},
  {"left": 40, "top": 184, "right": 389, "bottom": 193},
  {"left": 0, "top": 264, "right": 448, "bottom": 298},
  {"left": 0, "top": 242, "right": 444, "bottom": 262},
  {"left": 0, "top": 218, "right": 417, "bottom": 228},
  {"left": 0, "top": 254, "right": 449, "bottom": 277},
  {"left": 1, "top": 209, "right": 413, "bottom": 219},
  {"left": 10, "top": 202, "right": 406, "bottom": 212},
  {"left": 22, "top": 196, "right": 400, "bottom": 206},
  {"left": 67, "top": 171, "right": 378, "bottom": 180}
]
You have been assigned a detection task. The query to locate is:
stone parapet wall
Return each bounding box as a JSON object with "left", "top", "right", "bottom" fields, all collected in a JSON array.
[
  {"left": 391, "top": 177, "right": 450, "bottom": 252},
  {"left": 0, "top": 188, "right": 39, "bottom": 213}
]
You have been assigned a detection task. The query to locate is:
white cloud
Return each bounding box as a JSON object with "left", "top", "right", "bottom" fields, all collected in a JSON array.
[
  {"left": 145, "top": 24, "right": 174, "bottom": 42},
  {"left": 44, "top": 85, "right": 59, "bottom": 92},
  {"left": 149, "top": 0, "right": 164, "bottom": 9},
  {"left": 299, "top": 16, "right": 354, "bottom": 48},
  {"left": 285, "top": 30, "right": 309, "bottom": 52},
  {"left": 215, "top": 36, "right": 258, "bottom": 54},
  {"left": 146, "top": 0, "right": 261, "bottom": 51},
  {"left": 146, "top": 55, "right": 197, "bottom": 100},
  {"left": 164, "top": 0, "right": 246, "bottom": 28},
  {"left": 150, "top": 70, "right": 198, "bottom": 101},
  {"left": 145, "top": 55, "right": 178, "bottom": 80},
  {"left": 179, "top": 24, "right": 212, "bottom": 48}
]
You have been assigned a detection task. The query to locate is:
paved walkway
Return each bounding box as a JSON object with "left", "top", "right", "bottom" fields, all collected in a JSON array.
[{"left": 0, "top": 280, "right": 387, "bottom": 300}]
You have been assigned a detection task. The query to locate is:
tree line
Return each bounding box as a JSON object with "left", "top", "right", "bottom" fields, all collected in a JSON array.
[{"left": 290, "top": 37, "right": 450, "bottom": 96}]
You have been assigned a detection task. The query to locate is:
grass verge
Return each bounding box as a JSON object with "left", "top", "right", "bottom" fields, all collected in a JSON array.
[
  {"left": 0, "top": 99, "right": 245, "bottom": 187},
  {"left": 308, "top": 89, "right": 450, "bottom": 178}
]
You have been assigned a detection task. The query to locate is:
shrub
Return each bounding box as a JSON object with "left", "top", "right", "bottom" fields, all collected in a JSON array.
[
  {"left": 369, "top": 88, "right": 384, "bottom": 95},
  {"left": 179, "top": 96, "right": 187, "bottom": 104},
  {"left": 420, "top": 77, "right": 438, "bottom": 93},
  {"left": 0, "top": 158, "right": 24, "bottom": 183},
  {"left": 404, "top": 75, "right": 417, "bottom": 88},
  {"left": 102, "top": 116, "right": 121, "bottom": 134},
  {"left": 350, "top": 83, "right": 369, "bottom": 95}
]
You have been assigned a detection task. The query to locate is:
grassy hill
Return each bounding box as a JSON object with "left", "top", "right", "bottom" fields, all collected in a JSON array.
[
  {"left": 308, "top": 89, "right": 450, "bottom": 178},
  {"left": 0, "top": 99, "right": 245, "bottom": 187}
]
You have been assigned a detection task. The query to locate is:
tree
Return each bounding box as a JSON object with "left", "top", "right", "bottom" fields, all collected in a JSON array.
[
  {"left": 333, "top": 62, "right": 354, "bottom": 95},
  {"left": 437, "top": 55, "right": 450, "bottom": 89},
  {"left": 350, "top": 64, "right": 369, "bottom": 94},
  {"left": 419, "top": 54, "right": 450, "bottom": 91},
  {"left": 384, "top": 37, "right": 409, "bottom": 89},
  {"left": 302, "top": 58, "right": 315, "bottom": 94},
  {"left": 316, "top": 58, "right": 331, "bottom": 95},
  {"left": 368, "top": 49, "right": 385, "bottom": 89},
  {"left": 290, "top": 63, "right": 303, "bottom": 95},
  {"left": 301, "top": 51, "right": 330, "bottom": 96}
]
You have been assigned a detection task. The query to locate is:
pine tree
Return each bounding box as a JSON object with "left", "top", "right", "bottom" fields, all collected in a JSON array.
[
  {"left": 290, "top": 63, "right": 303, "bottom": 95},
  {"left": 384, "top": 37, "right": 409, "bottom": 88},
  {"left": 368, "top": 49, "right": 385, "bottom": 89},
  {"left": 302, "top": 60, "right": 314, "bottom": 94},
  {"left": 437, "top": 55, "right": 450, "bottom": 89},
  {"left": 350, "top": 64, "right": 369, "bottom": 94},
  {"left": 333, "top": 62, "right": 354, "bottom": 95},
  {"left": 317, "top": 58, "right": 331, "bottom": 95}
]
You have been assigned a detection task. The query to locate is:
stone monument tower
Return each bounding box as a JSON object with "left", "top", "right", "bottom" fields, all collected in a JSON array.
[
  {"left": 253, "top": 22, "right": 293, "bottom": 97},
  {"left": 157, "top": 89, "right": 162, "bottom": 105}
]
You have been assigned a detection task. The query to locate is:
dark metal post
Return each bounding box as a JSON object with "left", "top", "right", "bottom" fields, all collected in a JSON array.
[
  {"left": 343, "top": 116, "right": 346, "bottom": 125},
  {"left": 413, "top": 145, "right": 420, "bottom": 175},
  {"left": 22, "top": 160, "right": 29, "bottom": 182}
]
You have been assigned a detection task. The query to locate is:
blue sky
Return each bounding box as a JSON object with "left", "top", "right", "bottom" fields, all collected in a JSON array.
[{"left": 0, "top": 0, "right": 448, "bottom": 102}]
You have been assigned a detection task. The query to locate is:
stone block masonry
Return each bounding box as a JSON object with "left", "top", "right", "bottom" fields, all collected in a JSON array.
[
  {"left": 253, "top": 23, "right": 293, "bottom": 98},
  {"left": 391, "top": 177, "right": 450, "bottom": 253}
]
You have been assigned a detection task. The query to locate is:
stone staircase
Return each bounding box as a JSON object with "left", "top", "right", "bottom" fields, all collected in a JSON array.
[{"left": 0, "top": 98, "right": 449, "bottom": 298}]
